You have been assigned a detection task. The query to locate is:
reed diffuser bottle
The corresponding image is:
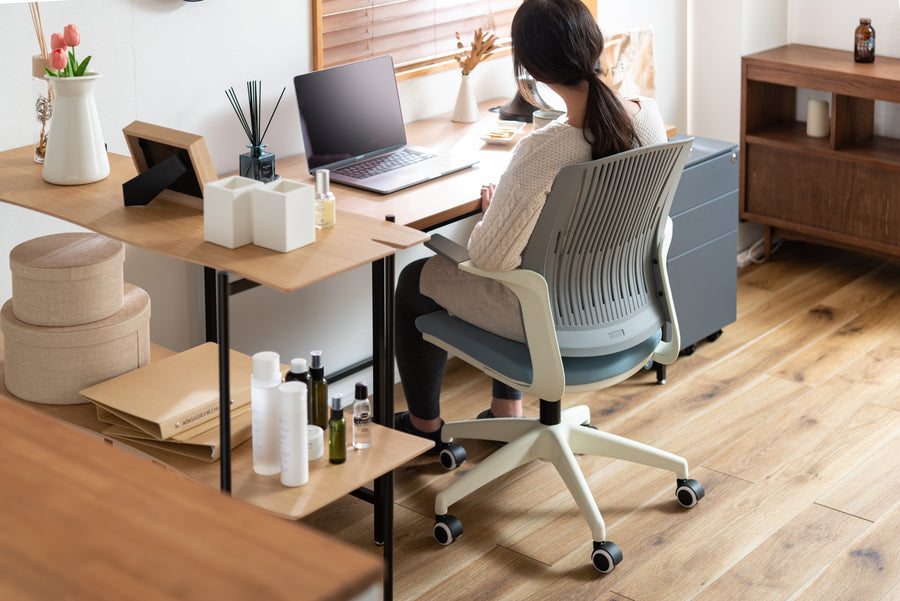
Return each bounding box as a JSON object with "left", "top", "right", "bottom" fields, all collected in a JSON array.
[{"left": 226, "top": 81, "right": 286, "bottom": 183}]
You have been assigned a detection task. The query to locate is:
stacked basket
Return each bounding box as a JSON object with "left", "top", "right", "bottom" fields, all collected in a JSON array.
[{"left": 1, "top": 232, "right": 151, "bottom": 405}]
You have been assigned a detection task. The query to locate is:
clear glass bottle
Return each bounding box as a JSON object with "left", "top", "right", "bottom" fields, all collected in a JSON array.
[
  {"left": 315, "top": 169, "right": 336, "bottom": 229},
  {"left": 251, "top": 351, "right": 282, "bottom": 475},
  {"left": 328, "top": 393, "right": 347, "bottom": 464},
  {"left": 32, "top": 55, "right": 52, "bottom": 164},
  {"left": 352, "top": 381, "right": 372, "bottom": 449},
  {"left": 308, "top": 350, "right": 329, "bottom": 429},
  {"left": 854, "top": 18, "right": 875, "bottom": 63}
]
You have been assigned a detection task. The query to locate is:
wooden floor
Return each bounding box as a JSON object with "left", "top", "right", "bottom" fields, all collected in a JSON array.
[{"left": 303, "top": 241, "right": 900, "bottom": 601}]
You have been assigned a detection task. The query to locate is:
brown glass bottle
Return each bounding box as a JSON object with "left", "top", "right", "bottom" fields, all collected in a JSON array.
[{"left": 854, "top": 18, "right": 875, "bottom": 63}]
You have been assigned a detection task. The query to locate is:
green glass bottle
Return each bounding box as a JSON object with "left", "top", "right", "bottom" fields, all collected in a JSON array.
[
  {"left": 308, "top": 350, "right": 328, "bottom": 429},
  {"left": 328, "top": 393, "right": 346, "bottom": 464}
]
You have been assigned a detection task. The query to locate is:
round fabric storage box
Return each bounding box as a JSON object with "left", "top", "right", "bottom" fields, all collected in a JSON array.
[
  {"left": 10, "top": 232, "right": 125, "bottom": 327},
  {"left": 1, "top": 284, "right": 151, "bottom": 405}
]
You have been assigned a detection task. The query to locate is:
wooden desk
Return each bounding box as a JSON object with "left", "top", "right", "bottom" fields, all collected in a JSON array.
[
  {"left": 0, "top": 394, "right": 382, "bottom": 601},
  {"left": 273, "top": 99, "right": 678, "bottom": 231},
  {"left": 0, "top": 147, "right": 430, "bottom": 601}
]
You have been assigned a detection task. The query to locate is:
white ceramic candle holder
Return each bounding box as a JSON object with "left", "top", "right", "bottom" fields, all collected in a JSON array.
[
  {"left": 252, "top": 179, "right": 316, "bottom": 252},
  {"left": 203, "top": 176, "right": 263, "bottom": 249}
]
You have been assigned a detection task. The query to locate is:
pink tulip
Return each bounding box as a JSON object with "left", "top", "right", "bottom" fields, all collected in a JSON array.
[
  {"left": 63, "top": 24, "right": 81, "bottom": 47},
  {"left": 50, "top": 48, "right": 68, "bottom": 71},
  {"left": 50, "top": 32, "right": 68, "bottom": 52}
]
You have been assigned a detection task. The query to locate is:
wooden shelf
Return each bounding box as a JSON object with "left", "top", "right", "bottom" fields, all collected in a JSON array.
[{"left": 740, "top": 44, "right": 900, "bottom": 260}]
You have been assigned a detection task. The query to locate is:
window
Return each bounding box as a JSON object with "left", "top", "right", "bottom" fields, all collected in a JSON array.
[{"left": 313, "top": 0, "right": 597, "bottom": 80}]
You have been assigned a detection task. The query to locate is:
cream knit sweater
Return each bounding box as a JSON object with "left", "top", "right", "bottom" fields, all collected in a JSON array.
[{"left": 420, "top": 97, "right": 668, "bottom": 342}]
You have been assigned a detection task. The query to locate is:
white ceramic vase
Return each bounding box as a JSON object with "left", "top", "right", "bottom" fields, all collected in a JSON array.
[
  {"left": 451, "top": 74, "right": 480, "bottom": 123},
  {"left": 42, "top": 73, "right": 110, "bottom": 185}
]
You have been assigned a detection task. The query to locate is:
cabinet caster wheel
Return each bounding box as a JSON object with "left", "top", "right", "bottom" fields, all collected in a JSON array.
[
  {"left": 676, "top": 478, "right": 705, "bottom": 508},
  {"left": 591, "top": 541, "right": 622, "bottom": 573},
  {"left": 434, "top": 514, "right": 463, "bottom": 546},
  {"left": 681, "top": 344, "right": 697, "bottom": 356},
  {"left": 706, "top": 330, "right": 723, "bottom": 343},
  {"left": 439, "top": 443, "right": 467, "bottom": 470}
]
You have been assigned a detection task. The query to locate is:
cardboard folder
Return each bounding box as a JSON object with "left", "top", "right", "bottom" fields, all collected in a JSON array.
[
  {"left": 101, "top": 403, "right": 252, "bottom": 462},
  {"left": 79, "top": 342, "right": 254, "bottom": 440}
]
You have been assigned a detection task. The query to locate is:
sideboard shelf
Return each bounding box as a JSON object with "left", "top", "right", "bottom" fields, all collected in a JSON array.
[{"left": 741, "top": 44, "right": 900, "bottom": 259}]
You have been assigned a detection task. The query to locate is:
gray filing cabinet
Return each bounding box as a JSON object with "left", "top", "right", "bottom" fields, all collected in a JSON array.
[{"left": 667, "top": 135, "right": 739, "bottom": 354}]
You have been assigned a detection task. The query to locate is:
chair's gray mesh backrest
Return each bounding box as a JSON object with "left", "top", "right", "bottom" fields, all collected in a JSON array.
[{"left": 521, "top": 139, "right": 692, "bottom": 357}]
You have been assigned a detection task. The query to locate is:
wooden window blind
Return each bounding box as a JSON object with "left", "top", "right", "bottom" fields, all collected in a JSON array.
[{"left": 312, "top": 0, "right": 597, "bottom": 80}]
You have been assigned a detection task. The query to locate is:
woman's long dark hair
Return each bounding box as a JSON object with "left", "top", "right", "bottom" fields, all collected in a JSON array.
[{"left": 511, "top": 0, "right": 638, "bottom": 159}]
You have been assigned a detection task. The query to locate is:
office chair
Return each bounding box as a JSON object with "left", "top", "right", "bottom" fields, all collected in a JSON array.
[{"left": 415, "top": 138, "right": 704, "bottom": 574}]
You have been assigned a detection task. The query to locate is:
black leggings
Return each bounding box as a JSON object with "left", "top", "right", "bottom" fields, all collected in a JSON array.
[{"left": 395, "top": 258, "right": 522, "bottom": 420}]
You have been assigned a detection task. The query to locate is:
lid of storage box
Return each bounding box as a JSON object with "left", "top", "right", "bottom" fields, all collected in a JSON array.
[
  {"left": 0, "top": 284, "right": 150, "bottom": 347},
  {"left": 10, "top": 233, "right": 125, "bottom": 282}
]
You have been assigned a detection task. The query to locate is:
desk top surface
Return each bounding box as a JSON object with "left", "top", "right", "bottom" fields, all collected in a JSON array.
[
  {"left": 0, "top": 148, "right": 428, "bottom": 293},
  {"left": 0, "top": 390, "right": 382, "bottom": 601}
]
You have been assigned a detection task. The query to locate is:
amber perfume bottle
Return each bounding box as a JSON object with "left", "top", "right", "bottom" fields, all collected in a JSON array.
[{"left": 854, "top": 18, "right": 875, "bottom": 63}]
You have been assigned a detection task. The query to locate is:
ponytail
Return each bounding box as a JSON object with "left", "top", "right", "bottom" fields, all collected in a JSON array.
[{"left": 583, "top": 75, "right": 640, "bottom": 160}]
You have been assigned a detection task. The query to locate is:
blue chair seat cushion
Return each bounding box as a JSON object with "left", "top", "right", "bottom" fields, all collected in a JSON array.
[{"left": 416, "top": 311, "right": 662, "bottom": 390}]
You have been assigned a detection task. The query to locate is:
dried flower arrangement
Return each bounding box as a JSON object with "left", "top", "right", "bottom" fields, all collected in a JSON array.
[{"left": 454, "top": 28, "right": 497, "bottom": 76}]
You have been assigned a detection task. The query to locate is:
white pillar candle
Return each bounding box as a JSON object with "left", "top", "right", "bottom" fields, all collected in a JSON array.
[{"left": 806, "top": 99, "right": 830, "bottom": 138}]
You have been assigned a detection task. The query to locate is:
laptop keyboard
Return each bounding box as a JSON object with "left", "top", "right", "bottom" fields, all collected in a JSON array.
[{"left": 334, "top": 148, "right": 436, "bottom": 180}]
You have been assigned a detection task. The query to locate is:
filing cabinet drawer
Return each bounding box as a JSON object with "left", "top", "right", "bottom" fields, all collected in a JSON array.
[
  {"left": 670, "top": 190, "right": 738, "bottom": 258},
  {"left": 672, "top": 149, "right": 739, "bottom": 214},
  {"left": 668, "top": 230, "right": 738, "bottom": 350}
]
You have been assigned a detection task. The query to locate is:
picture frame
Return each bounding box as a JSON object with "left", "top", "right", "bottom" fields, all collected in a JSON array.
[{"left": 122, "top": 121, "right": 216, "bottom": 210}]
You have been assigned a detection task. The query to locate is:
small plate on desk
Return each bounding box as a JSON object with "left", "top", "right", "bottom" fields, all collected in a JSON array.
[{"left": 479, "top": 121, "right": 526, "bottom": 145}]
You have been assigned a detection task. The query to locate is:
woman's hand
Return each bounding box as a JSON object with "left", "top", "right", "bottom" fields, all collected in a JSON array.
[{"left": 481, "top": 184, "right": 495, "bottom": 212}]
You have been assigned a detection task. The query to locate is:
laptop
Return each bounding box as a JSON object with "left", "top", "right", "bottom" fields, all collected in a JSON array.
[{"left": 293, "top": 55, "right": 478, "bottom": 194}]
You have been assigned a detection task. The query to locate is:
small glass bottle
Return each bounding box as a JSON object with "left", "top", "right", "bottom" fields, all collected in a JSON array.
[
  {"left": 328, "top": 393, "right": 347, "bottom": 464},
  {"left": 240, "top": 143, "right": 277, "bottom": 183},
  {"left": 352, "top": 381, "right": 372, "bottom": 450},
  {"left": 854, "top": 18, "right": 875, "bottom": 63},
  {"left": 284, "top": 357, "right": 309, "bottom": 384},
  {"left": 251, "top": 351, "right": 282, "bottom": 476},
  {"left": 308, "top": 350, "right": 329, "bottom": 429},
  {"left": 315, "top": 169, "right": 336, "bottom": 229}
]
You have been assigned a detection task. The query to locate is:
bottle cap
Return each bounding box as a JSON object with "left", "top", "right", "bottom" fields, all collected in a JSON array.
[
  {"left": 331, "top": 393, "right": 343, "bottom": 410},
  {"left": 310, "top": 350, "right": 323, "bottom": 370},
  {"left": 860, "top": 17, "right": 871, "bottom": 24},
  {"left": 252, "top": 351, "right": 281, "bottom": 382},
  {"left": 290, "top": 357, "right": 308, "bottom": 373},
  {"left": 355, "top": 381, "right": 368, "bottom": 400},
  {"left": 316, "top": 169, "right": 331, "bottom": 195}
]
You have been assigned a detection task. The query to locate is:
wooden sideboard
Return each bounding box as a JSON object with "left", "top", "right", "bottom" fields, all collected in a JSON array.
[{"left": 740, "top": 44, "right": 900, "bottom": 259}]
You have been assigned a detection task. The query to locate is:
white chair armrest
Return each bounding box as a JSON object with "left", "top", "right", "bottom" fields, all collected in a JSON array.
[
  {"left": 458, "top": 261, "right": 566, "bottom": 401},
  {"left": 651, "top": 217, "right": 681, "bottom": 365}
]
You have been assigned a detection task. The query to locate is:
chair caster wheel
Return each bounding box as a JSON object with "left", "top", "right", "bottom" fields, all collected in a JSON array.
[
  {"left": 676, "top": 478, "right": 705, "bottom": 508},
  {"left": 591, "top": 541, "right": 622, "bottom": 573},
  {"left": 434, "top": 514, "right": 463, "bottom": 546},
  {"left": 439, "top": 443, "right": 467, "bottom": 470}
]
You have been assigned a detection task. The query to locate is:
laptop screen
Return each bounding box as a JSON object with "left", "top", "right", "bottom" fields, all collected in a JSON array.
[{"left": 293, "top": 56, "right": 407, "bottom": 171}]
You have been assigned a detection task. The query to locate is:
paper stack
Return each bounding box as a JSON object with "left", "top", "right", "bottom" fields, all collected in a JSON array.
[{"left": 79, "top": 343, "right": 255, "bottom": 461}]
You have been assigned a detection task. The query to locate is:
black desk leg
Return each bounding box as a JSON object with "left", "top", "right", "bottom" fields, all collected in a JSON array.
[
  {"left": 372, "top": 256, "right": 395, "bottom": 601},
  {"left": 205, "top": 267, "right": 217, "bottom": 343},
  {"left": 217, "top": 271, "right": 232, "bottom": 494}
]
